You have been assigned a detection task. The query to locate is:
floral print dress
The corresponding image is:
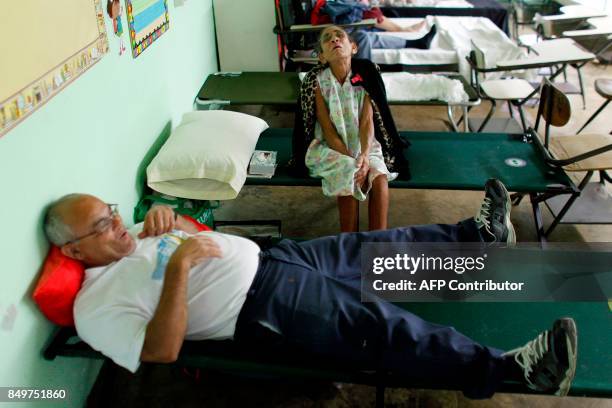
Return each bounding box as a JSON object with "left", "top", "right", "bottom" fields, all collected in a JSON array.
[{"left": 305, "top": 67, "right": 397, "bottom": 201}]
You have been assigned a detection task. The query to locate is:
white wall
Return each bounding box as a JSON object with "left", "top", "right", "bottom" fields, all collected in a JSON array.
[
  {"left": 214, "top": 0, "right": 279, "bottom": 71},
  {"left": 0, "top": 2, "right": 218, "bottom": 405}
]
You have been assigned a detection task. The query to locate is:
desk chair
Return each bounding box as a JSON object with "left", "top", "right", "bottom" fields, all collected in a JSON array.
[
  {"left": 511, "top": 0, "right": 558, "bottom": 40},
  {"left": 467, "top": 40, "right": 535, "bottom": 133},
  {"left": 516, "top": 36, "right": 589, "bottom": 110},
  {"left": 530, "top": 78, "right": 612, "bottom": 237}
]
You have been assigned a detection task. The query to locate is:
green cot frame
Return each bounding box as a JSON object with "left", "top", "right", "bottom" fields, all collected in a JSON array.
[
  {"left": 42, "top": 127, "right": 611, "bottom": 404},
  {"left": 250, "top": 128, "right": 578, "bottom": 243},
  {"left": 44, "top": 302, "right": 612, "bottom": 401},
  {"left": 194, "top": 72, "right": 481, "bottom": 132}
]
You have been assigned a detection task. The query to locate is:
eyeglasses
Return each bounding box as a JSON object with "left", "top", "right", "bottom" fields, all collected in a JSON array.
[
  {"left": 321, "top": 29, "right": 346, "bottom": 43},
  {"left": 65, "top": 204, "right": 119, "bottom": 245}
]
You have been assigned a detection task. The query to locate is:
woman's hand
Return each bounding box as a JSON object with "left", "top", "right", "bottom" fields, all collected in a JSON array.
[{"left": 355, "top": 154, "right": 370, "bottom": 187}]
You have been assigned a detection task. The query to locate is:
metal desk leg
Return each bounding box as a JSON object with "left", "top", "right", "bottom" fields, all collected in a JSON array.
[
  {"left": 545, "top": 171, "right": 594, "bottom": 237},
  {"left": 511, "top": 192, "right": 525, "bottom": 206},
  {"left": 447, "top": 105, "right": 459, "bottom": 133},
  {"left": 576, "top": 65, "right": 586, "bottom": 110},
  {"left": 477, "top": 99, "right": 497, "bottom": 132},
  {"left": 517, "top": 104, "right": 528, "bottom": 132},
  {"left": 530, "top": 193, "right": 547, "bottom": 243},
  {"left": 577, "top": 99, "right": 610, "bottom": 134},
  {"left": 521, "top": 64, "right": 567, "bottom": 102}
]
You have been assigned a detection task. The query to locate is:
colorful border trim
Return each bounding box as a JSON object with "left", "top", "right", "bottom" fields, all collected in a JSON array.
[
  {"left": 126, "top": 0, "right": 170, "bottom": 58},
  {"left": 0, "top": 0, "right": 109, "bottom": 139}
]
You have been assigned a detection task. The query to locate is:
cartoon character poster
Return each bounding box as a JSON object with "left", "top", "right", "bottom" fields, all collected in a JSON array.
[{"left": 106, "top": 0, "right": 127, "bottom": 55}]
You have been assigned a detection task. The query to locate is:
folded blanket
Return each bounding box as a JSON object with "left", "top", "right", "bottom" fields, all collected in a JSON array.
[
  {"left": 381, "top": 72, "right": 469, "bottom": 104},
  {"left": 432, "top": 16, "right": 527, "bottom": 79}
]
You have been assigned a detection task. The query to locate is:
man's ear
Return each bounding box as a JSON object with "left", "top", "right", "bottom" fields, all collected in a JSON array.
[
  {"left": 352, "top": 43, "right": 358, "bottom": 55},
  {"left": 61, "top": 243, "right": 84, "bottom": 261}
]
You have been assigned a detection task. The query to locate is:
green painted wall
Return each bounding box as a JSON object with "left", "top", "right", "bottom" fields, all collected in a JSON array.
[{"left": 0, "top": 1, "right": 218, "bottom": 406}]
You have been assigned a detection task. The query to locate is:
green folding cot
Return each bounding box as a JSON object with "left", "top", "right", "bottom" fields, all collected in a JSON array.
[
  {"left": 250, "top": 128, "right": 577, "bottom": 242},
  {"left": 42, "top": 125, "right": 612, "bottom": 405},
  {"left": 194, "top": 72, "right": 480, "bottom": 132},
  {"left": 44, "top": 301, "right": 612, "bottom": 402}
]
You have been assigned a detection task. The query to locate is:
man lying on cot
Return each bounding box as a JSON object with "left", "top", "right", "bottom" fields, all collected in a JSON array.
[
  {"left": 297, "top": 25, "right": 413, "bottom": 232},
  {"left": 311, "top": 1, "right": 437, "bottom": 60},
  {"left": 348, "top": 23, "right": 436, "bottom": 61},
  {"left": 43, "top": 179, "right": 577, "bottom": 399}
]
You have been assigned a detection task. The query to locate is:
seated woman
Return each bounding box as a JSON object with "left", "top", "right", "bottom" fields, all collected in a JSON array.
[{"left": 301, "top": 26, "right": 409, "bottom": 232}]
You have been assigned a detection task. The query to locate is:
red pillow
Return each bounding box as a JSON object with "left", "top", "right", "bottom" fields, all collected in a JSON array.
[
  {"left": 33, "top": 246, "right": 84, "bottom": 326},
  {"left": 33, "top": 216, "right": 210, "bottom": 326},
  {"left": 182, "top": 215, "right": 212, "bottom": 232}
]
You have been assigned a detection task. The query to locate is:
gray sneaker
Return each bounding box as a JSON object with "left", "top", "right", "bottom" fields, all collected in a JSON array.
[
  {"left": 503, "top": 317, "right": 578, "bottom": 396},
  {"left": 475, "top": 179, "right": 516, "bottom": 244}
]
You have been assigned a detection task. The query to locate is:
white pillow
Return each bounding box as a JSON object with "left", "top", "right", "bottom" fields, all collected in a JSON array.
[{"left": 147, "top": 111, "right": 269, "bottom": 200}]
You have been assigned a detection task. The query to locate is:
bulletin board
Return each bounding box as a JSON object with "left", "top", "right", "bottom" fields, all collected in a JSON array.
[
  {"left": 0, "top": 0, "right": 109, "bottom": 138},
  {"left": 125, "top": 0, "right": 170, "bottom": 58}
]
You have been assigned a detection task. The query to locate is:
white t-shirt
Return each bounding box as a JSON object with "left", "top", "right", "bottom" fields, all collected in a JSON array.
[{"left": 73, "top": 226, "right": 260, "bottom": 373}]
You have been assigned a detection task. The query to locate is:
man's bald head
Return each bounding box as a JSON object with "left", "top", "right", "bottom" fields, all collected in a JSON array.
[
  {"left": 43, "top": 194, "right": 135, "bottom": 266},
  {"left": 44, "top": 194, "right": 90, "bottom": 246}
]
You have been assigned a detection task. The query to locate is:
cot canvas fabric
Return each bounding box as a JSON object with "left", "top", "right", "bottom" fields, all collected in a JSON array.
[{"left": 305, "top": 67, "right": 397, "bottom": 200}]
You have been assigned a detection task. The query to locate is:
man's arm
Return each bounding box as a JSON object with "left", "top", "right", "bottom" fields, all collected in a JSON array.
[
  {"left": 140, "top": 235, "right": 222, "bottom": 363},
  {"left": 138, "top": 205, "right": 199, "bottom": 239}
]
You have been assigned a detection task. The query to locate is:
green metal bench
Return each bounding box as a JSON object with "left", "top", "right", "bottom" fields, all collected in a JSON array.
[
  {"left": 194, "top": 72, "right": 480, "bottom": 132},
  {"left": 44, "top": 300, "right": 612, "bottom": 399},
  {"left": 250, "top": 128, "right": 577, "bottom": 242},
  {"left": 42, "top": 126, "right": 611, "bottom": 404}
]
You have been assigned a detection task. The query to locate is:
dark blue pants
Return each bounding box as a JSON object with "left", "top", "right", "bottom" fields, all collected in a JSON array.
[{"left": 234, "top": 220, "right": 506, "bottom": 398}]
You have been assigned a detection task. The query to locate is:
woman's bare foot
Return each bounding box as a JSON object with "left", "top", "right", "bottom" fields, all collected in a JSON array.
[{"left": 403, "top": 20, "right": 427, "bottom": 32}]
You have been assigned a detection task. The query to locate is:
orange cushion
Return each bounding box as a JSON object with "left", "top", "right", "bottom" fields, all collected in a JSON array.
[
  {"left": 33, "top": 246, "right": 84, "bottom": 326},
  {"left": 182, "top": 215, "right": 212, "bottom": 232}
]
